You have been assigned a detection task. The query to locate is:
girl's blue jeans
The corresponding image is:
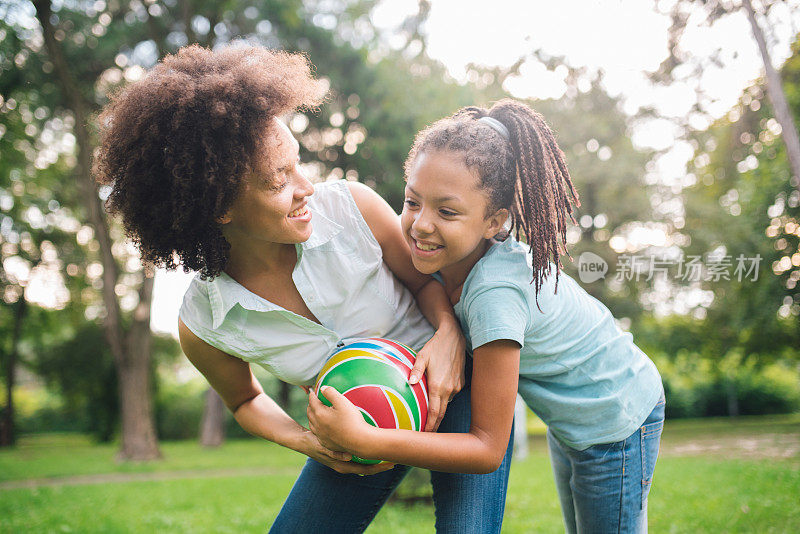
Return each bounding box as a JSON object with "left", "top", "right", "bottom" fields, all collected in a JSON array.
[
  {"left": 269, "top": 381, "right": 514, "bottom": 533},
  {"left": 547, "top": 394, "right": 666, "bottom": 534}
]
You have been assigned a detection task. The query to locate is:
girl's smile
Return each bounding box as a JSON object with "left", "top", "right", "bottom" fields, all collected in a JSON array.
[{"left": 410, "top": 236, "right": 444, "bottom": 253}]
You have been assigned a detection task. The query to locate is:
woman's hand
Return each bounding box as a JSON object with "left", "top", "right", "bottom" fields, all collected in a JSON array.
[
  {"left": 301, "top": 426, "right": 393, "bottom": 475},
  {"left": 410, "top": 318, "right": 466, "bottom": 432}
]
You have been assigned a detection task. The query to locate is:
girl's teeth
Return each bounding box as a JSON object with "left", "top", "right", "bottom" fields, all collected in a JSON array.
[
  {"left": 417, "top": 241, "right": 440, "bottom": 251},
  {"left": 289, "top": 207, "right": 307, "bottom": 218}
]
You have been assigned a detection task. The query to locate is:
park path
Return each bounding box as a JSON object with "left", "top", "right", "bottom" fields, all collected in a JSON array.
[
  {"left": 661, "top": 432, "right": 800, "bottom": 459},
  {"left": 0, "top": 466, "right": 299, "bottom": 491}
]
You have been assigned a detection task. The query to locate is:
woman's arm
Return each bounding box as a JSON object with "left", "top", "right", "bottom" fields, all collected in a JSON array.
[
  {"left": 347, "top": 181, "right": 466, "bottom": 431},
  {"left": 308, "top": 339, "right": 520, "bottom": 473},
  {"left": 178, "top": 319, "right": 393, "bottom": 475}
]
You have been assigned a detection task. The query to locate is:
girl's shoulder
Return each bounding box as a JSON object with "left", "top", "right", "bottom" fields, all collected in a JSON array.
[
  {"left": 468, "top": 238, "right": 534, "bottom": 287},
  {"left": 464, "top": 238, "right": 570, "bottom": 306},
  {"left": 459, "top": 239, "right": 535, "bottom": 308}
]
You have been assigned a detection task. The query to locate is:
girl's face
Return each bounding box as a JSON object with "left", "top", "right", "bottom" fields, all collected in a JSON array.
[
  {"left": 401, "top": 151, "right": 507, "bottom": 277},
  {"left": 220, "top": 119, "right": 315, "bottom": 245}
]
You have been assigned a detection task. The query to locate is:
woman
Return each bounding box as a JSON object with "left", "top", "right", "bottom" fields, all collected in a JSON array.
[{"left": 93, "top": 44, "right": 513, "bottom": 533}]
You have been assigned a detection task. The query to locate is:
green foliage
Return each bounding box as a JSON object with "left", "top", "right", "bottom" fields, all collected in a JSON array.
[
  {"left": 653, "top": 352, "right": 800, "bottom": 418},
  {"left": 154, "top": 379, "right": 204, "bottom": 442},
  {"left": 677, "top": 36, "right": 800, "bottom": 360},
  {"left": 625, "top": 35, "right": 800, "bottom": 417},
  {"left": 31, "top": 322, "right": 181, "bottom": 441},
  {"left": 33, "top": 322, "right": 117, "bottom": 441},
  {"left": 541, "top": 75, "right": 655, "bottom": 320}
]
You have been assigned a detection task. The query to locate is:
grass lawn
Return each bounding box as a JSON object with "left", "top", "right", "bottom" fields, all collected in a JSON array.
[{"left": 1, "top": 414, "right": 798, "bottom": 533}]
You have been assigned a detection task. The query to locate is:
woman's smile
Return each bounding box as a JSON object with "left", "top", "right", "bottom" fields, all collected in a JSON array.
[{"left": 288, "top": 204, "right": 311, "bottom": 221}]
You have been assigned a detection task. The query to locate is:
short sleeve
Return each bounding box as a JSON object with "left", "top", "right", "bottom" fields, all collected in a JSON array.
[
  {"left": 462, "top": 283, "right": 529, "bottom": 350},
  {"left": 178, "top": 280, "right": 219, "bottom": 347}
]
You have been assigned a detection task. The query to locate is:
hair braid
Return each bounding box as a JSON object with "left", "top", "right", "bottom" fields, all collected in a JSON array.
[{"left": 485, "top": 100, "right": 579, "bottom": 297}]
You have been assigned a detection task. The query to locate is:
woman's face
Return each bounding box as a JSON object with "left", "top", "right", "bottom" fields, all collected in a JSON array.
[{"left": 220, "top": 119, "right": 315, "bottom": 245}]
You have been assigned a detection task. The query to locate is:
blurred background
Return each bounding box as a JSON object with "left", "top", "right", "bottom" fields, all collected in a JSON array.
[{"left": 1, "top": 0, "right": 799, "bottom": 531}]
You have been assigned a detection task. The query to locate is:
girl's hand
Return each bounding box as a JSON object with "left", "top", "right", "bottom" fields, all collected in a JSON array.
[
  {"left": 307, "top": 387, "right": 375, "bottom": 454},
  {"left": 409, "top": 319, "right": 466, "bottom": 432}
]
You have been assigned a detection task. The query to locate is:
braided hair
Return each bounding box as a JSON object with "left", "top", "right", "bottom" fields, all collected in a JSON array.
[{"left": 404, "top": 99, "right": 580, "bottom": 297}]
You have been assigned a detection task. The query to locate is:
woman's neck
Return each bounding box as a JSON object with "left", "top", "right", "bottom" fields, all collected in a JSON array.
[
  {"left": 439, "top": 238, "right": 494, "bottom": 304},
  {"left": 223, "top": 238, "right": 298, "bottom": 283}
]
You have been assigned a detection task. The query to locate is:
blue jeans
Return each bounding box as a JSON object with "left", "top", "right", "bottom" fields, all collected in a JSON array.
[
  {"left": 547, "top": 395, "right": 665, "bottom": 534},
  {"left": 269, "top": 381, "right": 514, "bottom": 533}
]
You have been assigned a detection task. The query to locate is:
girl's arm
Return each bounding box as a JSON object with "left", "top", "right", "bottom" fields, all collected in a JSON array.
[
  {"left": 308, "top": 339, "right": 520, "bottom": 473},
  {"left": 178, "top": 319, "right": 394, "bottom": 475},
  {"left": 347, "top": 181, "right": 466, "bottom": 431}
]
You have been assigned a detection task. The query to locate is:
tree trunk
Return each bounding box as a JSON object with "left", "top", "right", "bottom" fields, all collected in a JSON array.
[
  {"left": 180, "top": 0, "right": 197, "bottom": 45},
  {"left": 743, "top": 0, "right": 800, "bottom": 191},
  {"left": 0, "top": 299, "right": 27, "bottom": 447},
  {"left": 119, "top": 273, "right": 161, "bottom": 460},
  {"left": 278, "top": 381, "right": 292, "bottom": 411},
  {"left": 726, "top": 379, "right": 739, "bottom": 418},
  {"left": 200, "top": 388, "right": 226, "bottom": 448},
  {"left": 34, "top": 0, "right": 160, "bottom": 460},
  {"left": 116, "top": 345, "right": 161, "bottom": 460},
  {"left": 512, "top": 394, "right": 528, "bottom": 460}
]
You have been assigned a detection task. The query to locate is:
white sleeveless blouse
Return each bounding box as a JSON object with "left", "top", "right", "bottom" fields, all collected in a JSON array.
[{"left": 179, "top": 180, "right": 434, "bottom": 386}]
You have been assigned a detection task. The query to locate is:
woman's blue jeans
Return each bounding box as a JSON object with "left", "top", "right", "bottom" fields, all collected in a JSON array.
[
  {"left": 269, "top": 382, "right": 514, "bottom": 533},
  {"left": 547, "top": 395, "right": 665, "bottom": 534}
]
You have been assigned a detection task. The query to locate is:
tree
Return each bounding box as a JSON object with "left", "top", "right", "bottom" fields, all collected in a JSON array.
[
  {"left": 199, "top": 388, "right": 225, "bottom": 447},
  {"left": 0, "top": 12, "right": 87, "bottom": 445},
  {"left": 652, "top": 0, "right": 800, "bottom": 191},
  {"left": 668, "top": 37, "right": 800, "bottom": 414},
  {"left": 22, "top": 0, "right": 160, "bottom": 460},
  {"left": 742, "top": 0, "right": 800, "bottom": 190}
]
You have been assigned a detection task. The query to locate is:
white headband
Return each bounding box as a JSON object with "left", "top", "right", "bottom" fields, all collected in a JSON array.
[{"left": 478, "top": 116, "right": 510, "bottom": 140}]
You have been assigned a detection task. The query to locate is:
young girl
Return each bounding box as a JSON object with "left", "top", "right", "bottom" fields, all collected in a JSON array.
[{"left": 308, "top": 99, "right": 665, "bottom": 533}]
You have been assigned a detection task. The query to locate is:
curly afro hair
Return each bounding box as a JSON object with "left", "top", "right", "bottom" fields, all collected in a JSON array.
[{"left": 94, "top": 44, "right": 327, "bottom": 279}]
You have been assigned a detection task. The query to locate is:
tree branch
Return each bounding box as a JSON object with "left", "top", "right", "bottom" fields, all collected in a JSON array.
[{"left": 743, "top": 0, "right": 800, "bottom": 191}]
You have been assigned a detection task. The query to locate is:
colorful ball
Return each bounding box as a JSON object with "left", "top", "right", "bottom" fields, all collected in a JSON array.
[{"left": 313, "top": 338, "right": 429, "bottom": 464}]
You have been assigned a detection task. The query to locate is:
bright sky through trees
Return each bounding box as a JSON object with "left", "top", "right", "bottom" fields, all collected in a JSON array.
[{"left": 144, "top": 0, "right": 800, "bottom": 335}]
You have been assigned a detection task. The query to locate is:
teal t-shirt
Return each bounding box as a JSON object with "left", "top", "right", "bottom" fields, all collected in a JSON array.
[{"left": 454, "top": 238, "right": 663, "bottom": 450}]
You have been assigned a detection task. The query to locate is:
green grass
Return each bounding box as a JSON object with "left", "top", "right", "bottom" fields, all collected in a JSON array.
[
  {"left": 0, "top": 433, "right": 304, "bottom": 482},
  {"left": 1, "top": 415, "right": 799, "bottom": 533}
]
